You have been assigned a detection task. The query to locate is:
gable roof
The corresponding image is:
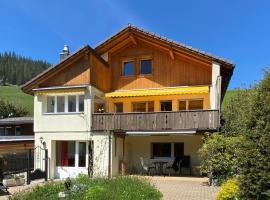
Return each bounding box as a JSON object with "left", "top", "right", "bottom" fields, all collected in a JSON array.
[
  {"left": 21, "top": 45, "right": 108, "bottom": 93},
  {"left": 95, "top": 24, "right": 234, "bottom": 69}
]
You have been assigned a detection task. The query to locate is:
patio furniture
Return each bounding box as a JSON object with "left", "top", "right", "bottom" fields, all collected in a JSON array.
[
  {"left": 165, "top": 157, "right": 182, "bottom": 176},
  {"left": 179, "top": 156, "right": 192, "bottom": 175},
  {"left": 152, "top": 161, "right": 168, "bottom": 176},
  {"left": 139, "top": 157, "right": 156, "bottom": 176}
]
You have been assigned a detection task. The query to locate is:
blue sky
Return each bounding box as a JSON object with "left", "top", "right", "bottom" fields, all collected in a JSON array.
[{"left": 1, "top": 0, "right": 270, "bottom": 88}]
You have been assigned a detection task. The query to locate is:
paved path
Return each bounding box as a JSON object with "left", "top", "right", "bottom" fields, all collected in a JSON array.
[{"left": 149, "top": 176, "right": 219, "bottom": 200}]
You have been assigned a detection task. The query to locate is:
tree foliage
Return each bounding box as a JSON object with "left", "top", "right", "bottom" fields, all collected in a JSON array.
[
  {"left": 0, "top": 52, "right": 50, "bottom": 85},
  {"left": 0, "top": 98, "right": 28, "bottom": 118}
]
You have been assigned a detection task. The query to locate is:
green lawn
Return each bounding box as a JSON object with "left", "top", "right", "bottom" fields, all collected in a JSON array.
[{"left": 0, "top": 85, "right": 33, "bottom": 116}]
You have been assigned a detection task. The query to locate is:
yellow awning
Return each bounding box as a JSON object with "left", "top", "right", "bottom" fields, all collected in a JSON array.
[
  {"left": 105, "top": 86, "right": 209, "bottom": 98},
  {"left": 35, "top": 88, "right": 85, "bottom": 95}
]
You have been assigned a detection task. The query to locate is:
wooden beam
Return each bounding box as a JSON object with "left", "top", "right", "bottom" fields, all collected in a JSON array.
[
  {"left": 169, "top": 48, "right": 174, "bottom": 60},
  {"left": 129, "top": 34, "right": 137, "bottom": 45}
]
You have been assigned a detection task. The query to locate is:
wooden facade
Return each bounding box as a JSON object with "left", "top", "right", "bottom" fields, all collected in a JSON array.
[{"left": 110, "top": 41, "right": 211, "bottom": 91}]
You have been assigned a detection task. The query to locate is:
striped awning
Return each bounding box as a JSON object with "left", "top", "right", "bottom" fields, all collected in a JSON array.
[{"left": 105, "top": 86, "right": 209, "bottom": 98}]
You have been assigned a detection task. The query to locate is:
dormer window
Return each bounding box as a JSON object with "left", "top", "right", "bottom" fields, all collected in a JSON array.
[
  {"left": 140, "top": 59, "right": 152, "bottom": 74},
  {"left": 122, "top": 60, "right": 134, "bottom": 76}
]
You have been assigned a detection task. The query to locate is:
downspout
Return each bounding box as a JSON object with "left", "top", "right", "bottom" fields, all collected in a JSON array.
[{"left": 108, "top": 131, "right": 112, "bottom": 178}]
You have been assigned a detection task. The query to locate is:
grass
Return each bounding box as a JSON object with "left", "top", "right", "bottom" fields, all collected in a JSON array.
[
  {"left": 0, "top": 85, "right": 33, "bottom": 116},
  {"left": 10, "top": 175, "right": 162, "bottom": 200}
]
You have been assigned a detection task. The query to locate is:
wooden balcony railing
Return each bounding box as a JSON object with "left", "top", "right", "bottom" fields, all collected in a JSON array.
[{"left": 91, "top": 110, "right": 219, "bottom": 131}]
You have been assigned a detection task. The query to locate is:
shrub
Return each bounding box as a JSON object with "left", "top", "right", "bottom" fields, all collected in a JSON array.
[
  {"left": 10, "top": 175, "right": 162, "bottom": 200},
  {"left": 199, "top": 133, "right": 243, "bottom": 185},
  {"left": 216, "top": 179, "right": 239, "bottom": 200}
]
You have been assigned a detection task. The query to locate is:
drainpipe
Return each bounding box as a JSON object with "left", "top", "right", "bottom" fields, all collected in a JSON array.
[{"left": 108, "top": 131, "right": 112, "bottom": 178}]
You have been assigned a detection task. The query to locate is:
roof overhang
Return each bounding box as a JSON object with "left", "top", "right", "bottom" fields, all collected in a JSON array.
[{"left": 126, "top": 130, "right": 196, "bottom": 136}]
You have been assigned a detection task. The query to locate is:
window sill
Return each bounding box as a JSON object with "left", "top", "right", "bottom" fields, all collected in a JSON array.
[
  {"left": 42, "top": 112, "right": 84, "bottom": 116},
  {"left": 138, "top": 74, "right": 153, "bottom": 78},
  {"left": 120, "top": 75, "right": 136, "bottom": 78}
]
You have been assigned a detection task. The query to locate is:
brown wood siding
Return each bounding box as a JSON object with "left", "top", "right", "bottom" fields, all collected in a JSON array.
[
  {"left": 40, "top": 58, "right": 90, "bottom": 87},
  {"left": 0, "top": 141, "right": 34, "bottom": 154},
  {"left": 110, "top": 41, "right": 211, "bottom": 91},
  {"left": 90, "top": 55, "right": 111, "bottom": 92}
]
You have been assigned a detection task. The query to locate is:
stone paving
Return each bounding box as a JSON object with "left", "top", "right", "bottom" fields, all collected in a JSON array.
[{"left": 149, "top": 176, "right": 220, "bottom": 200}]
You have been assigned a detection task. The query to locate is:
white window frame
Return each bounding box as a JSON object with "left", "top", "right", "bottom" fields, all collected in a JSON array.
[{"left": 44, "top": 94, "right": 84, "bottom": 114}]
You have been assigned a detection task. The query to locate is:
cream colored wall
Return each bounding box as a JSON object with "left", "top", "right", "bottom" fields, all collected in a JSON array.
[
  {"left": 112, "top": 136, "right": 124, "bottom": 176},
  {"left": 124, "top": 135, "right": 203, "bottom": 173},
  {"left": 91, "top": 132, "right": 110, "bottom": 177}
]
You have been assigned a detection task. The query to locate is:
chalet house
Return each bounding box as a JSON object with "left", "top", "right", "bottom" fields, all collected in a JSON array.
[
  {"left": 0, "top": 117, "right": 34, "bottom": 154},
  {"left": 21, "top": 25, "right": 234, "bottom": 179}
]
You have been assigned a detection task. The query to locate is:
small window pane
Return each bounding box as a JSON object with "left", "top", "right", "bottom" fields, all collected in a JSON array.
[
  {"left": 188, "top": 100, "right": 203, "bottom": 110},
  {"left": 68, "top": 96, "right": 76, "bottom": 112},
  {"left": 174, "top": 143, "right": 184, "bottom": 157},
  {"left": 179, "top": 100, "right": 187, "bottom": 111},
  {"left": 148, "top": 101, "right": 154, "bottom": 112},
  {"left": 114, "top": 103, "right": 123, "bottom": 113},
  {"left": 132, "top": 102, "right": 146, "bottom": 112},
  {"left": 94, "top": 103, "right": 105, "bottom": 113},
  {"left": 160, "top": 101, "right": 172, "bottom": 111},
  {"left": 123, "top": 61, "right": 134, "bottom": 76},
  {"left": 57, "top": 96, "right": 65, "bottom": 112},
  {"left": 5, "top": 127, "right": 13, "bottom": 136},
  {"left": 79, "top": 95, "right": 84, "bottom": 112},
  {"left": 152, "top": 143, "right": 171, "bottom": 158},
  {"left": 47, "top": 96, "right": 55, "bottom": 113},
  {"left": 140, "top": 59, "right": 152, "bottom": 74},
  {"left": 79, "top": 142, "right": 86, "bottom": 167},
  {"left": 15, "top": 126, "right": 21, "bottom": 136},
  {"left": 56, "top": 141, "right": 75, "bottom": 167},
  {"left": 0, "top": 128, "right": 5, "bottom": 136}
]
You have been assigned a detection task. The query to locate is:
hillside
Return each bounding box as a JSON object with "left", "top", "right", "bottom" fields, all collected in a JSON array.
[
  {"left": 0, "top": 52, "right": 50, "bottom": 85},
  {"left": 0, "top": 85, "right": 33, "bottom": 116}
]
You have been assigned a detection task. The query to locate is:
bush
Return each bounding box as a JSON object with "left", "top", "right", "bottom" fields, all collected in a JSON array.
[
  {"left": 10, "top": 175, "right": 162, "bottom": 200},
  {"left": 216, "top": 179, "right": 239, "bottom": 200},
  {"left": 199, "top": 133, "right": 242, "bottom": 185}
]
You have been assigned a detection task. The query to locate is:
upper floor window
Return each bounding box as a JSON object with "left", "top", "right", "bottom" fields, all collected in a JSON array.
[
  {"left": 140, "top": 59, "right": 152, "bottom": 74},
  {"left": 160, "top": 101, "right": 172, "bottom": 111},
  {"left": 15, "top": 126, "right": 21, "bottom": 136},
  {"left": 45, "top": 94, "right": 84, "bottom": 114},
  {"left": 114, "top": 103, "right": 123, "bottom": 113},
  {"left": 179, "top": 99, "right": 204, "bottom": 110},
  {"left": 132, "top": 101, "right": 154, "bottom": 112},
  {"left": 122, "top": 60, "right": 134, "bottom": 76}
]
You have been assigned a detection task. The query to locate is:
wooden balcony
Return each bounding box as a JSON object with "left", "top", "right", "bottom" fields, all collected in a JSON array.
[{"left": 91, "top": 110, "right": 219, "bottom": 132}]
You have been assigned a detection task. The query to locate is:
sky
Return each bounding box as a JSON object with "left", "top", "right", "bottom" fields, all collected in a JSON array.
[{"left": 0, "top": 0, "right": 270, "bottom": 89}]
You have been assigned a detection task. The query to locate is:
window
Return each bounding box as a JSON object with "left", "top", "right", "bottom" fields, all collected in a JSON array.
[
  {"left": 79, "top": 142, "right": 86, "bottom": 167},
  {"left": 68, "top": 96, "right": 76, "bottom": 112},
  {"left": 47, "top": 96, "right": 55, "bottom": 113},
  {"left": 0, "top": 128, "right": 5, "bottom": 136},
  {"left": 179, "top": 100, "right": 187, "bottom": 111},
  {"left": 5, "top": 127, "right": 13, "bottom": 136},
  {"left": 122, "top": 61, "right": 134, "bottom": 76},
  {"left": 188, "top": 99, "right": 203, "bottom": 110},
  {"left": 94, "top": 103, "right": 105, "bottom": 113},
  {"left": 114, "top": 103, "right": 123, "bottom": 113},
  {"left": 140, "top": 59, "right": 152, "bottom": 74},
  {"left": 160, "top": 101, "right": 172, "bottom": 111},
  {"left": 56, "top": 141, "right": 75, "bottom": 167},
  {"left": 57, "top": 96, "right": 65, "bottom": 112},
  {"left": 79, "top": 95, "right": 84, "bottom": 112},
  {"left": 15, "top": 126, "right": 21, "bottom": 136},
  {"left": 174, "top": 143, "right": 184, "bottom": 157},
  {"left": 132, "top": 101, "right": 154, "bottom": 112},
  {"left": 178, "top": 99, "right": 204, "bottom": 110},
  {"left": 152, "top": 143, "right": 171, "bottom": 158}
]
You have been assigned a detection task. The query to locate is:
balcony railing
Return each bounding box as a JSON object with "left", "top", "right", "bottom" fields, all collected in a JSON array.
[{"left": 92, "top": 110, "right": 219, "bottom": 131}]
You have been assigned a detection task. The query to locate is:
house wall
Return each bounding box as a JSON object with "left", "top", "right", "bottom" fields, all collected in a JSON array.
[
  {"left": 109, "top": 41, "right": 212, "bottom": 91},
  {"left": 123, "top": 135, "right": 203, "bottom": 173},
  {"left": 0, "top": 141, "right": 33, "bottom": 154}
]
